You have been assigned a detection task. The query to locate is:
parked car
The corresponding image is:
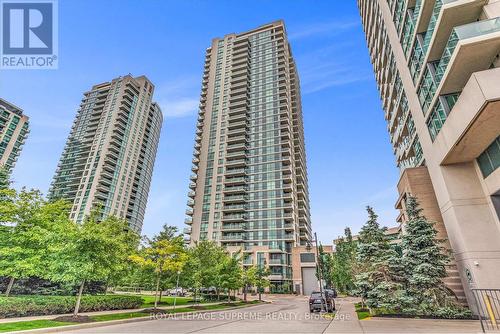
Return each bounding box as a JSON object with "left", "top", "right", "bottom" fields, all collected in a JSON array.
[
  {"left": 324, "top": 288, "right": 338, "bottom": 298},
  {"left": 309, "top": 291, "right": 335, "bottom": 312}
]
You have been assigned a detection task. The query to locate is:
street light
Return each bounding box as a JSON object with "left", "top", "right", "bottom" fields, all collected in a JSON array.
[
  {"left": 173, "top": 270, "right": 181, "bottom": 310},
  {"left": 308, "top": 232, "right": 326, "bottom": 313}
]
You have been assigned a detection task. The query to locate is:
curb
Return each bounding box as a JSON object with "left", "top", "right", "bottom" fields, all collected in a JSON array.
[{"left": 9, "top": 302, "right": 266, "bottom": 334}]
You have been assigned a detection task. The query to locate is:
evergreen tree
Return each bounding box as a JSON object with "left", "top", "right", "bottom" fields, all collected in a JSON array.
[
  {"left": 354, "top": 206, "right": 396, "bottom": 310},
  {"left": 401, "top": 195, "right": 451, "bottom": 311}
]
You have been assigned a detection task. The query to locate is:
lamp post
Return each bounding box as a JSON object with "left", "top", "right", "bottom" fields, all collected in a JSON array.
[
  {"left": 173, "top": 270, "right": 181, "bottom": 310},
  {"left": 308, "top": 232, "right": 326, "bottom": 312}
]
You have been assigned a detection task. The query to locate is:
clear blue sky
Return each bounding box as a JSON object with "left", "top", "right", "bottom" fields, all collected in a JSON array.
[{"left": 1, "top": 0, "right": 400, "bottom": 244}]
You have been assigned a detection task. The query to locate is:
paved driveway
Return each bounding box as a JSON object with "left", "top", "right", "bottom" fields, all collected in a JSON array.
[{"left": 61, "top": 296, "right": 482, "bottom": 334}]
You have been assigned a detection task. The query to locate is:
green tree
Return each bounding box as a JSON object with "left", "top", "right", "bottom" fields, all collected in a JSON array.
[
  {"left": 50, "top": 214, "right": 140, "bottom": 316},
  {"left": 241, "top": 266, "right": 257, "bottom": 302},
  {"left": 151, "top": 224, "right": 179, "bottom": 243},
  {"left": 0, "top": 189, "right": 71, "bottom": 296},
  {"left": 0, "top": 166, "right": 10, "bottom": 191},
  {"left": 317, "top": 244, "right": 333, "bottom": 289},
  {"left": 254, "top": 264, "right": 271, "bottom": 301},
  {"left": 130, "top": 235, "right": 187, "bottom": 309},
  {"left": 400, "top": 195, "right": 451, "bottom": 311},
  {"left": 184, "top": 241, "right": 227, "bottom": 300},
  {"left": 331, "top": 227, "right": 357, "bottom": 294},
  {"left": 219, "top": 253, "right": 242, "bottom": 302}
]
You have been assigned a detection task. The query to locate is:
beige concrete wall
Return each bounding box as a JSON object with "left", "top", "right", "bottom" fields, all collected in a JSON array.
[{"left": 396, "top": 166, "right": 467, "bottom": 303}]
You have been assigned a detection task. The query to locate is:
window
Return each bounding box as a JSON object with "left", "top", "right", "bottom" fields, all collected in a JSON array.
[
  {"left": 300, "top": 253, "right": 315, "bottom": 263},
  {"left": 477, "top": 136, "right": 500, "bottom": 178}
]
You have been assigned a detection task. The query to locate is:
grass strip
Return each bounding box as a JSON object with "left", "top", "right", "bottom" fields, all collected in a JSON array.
[{"left": 0, "top": 320, "right": 74, "bottom": 333}]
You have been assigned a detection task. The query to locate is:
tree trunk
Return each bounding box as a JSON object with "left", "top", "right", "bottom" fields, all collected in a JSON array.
[
  {"left": 228, "top": 289, "right": 231, "bottom": 303},
  {"left": 73, "top": 280, "right": 85, "bottom": 316},
  {"left": 159, "top": 290, "right": 163, "bottom": 304},
  {"left": 154, "top": 273, "right": 161, "bottom": 310},
  {"left": 258, "top": 288, "right": 262, "bottom": 302},
  {"left": 216, "top": 288, "right": 220, "bottom": 301},
  {"left": 5, "top": 277, "right": 14, "bottom": 297},
  {"left": 243, "top": 284, "right": 247, "bottom": 302}
]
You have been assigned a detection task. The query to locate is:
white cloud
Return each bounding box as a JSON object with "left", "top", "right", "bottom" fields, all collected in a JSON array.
[
  {"left": 289, "top": 20, "right": 360, "bottom": 40},
  {"left": 158, "top": 97, "right": 199, "bottom": 118},
  {"left": 155, "top": 77, "right": 200, "bottom": 118}
]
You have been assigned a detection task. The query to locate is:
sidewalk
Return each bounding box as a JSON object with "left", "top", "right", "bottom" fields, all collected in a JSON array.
[
  {"left": 326, "top": 297, "right": 482, "bottom": 333},
  {"left": 0, "top": 301, "right": 224, "bottom": 324},
  {"left": 325, "top": 297, "right": 364, "bottom": 333}
]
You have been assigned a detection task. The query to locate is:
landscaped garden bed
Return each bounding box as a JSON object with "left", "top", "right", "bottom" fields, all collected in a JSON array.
[
  {"left": 354, "top": 303, "right": 473, "bottom": 320},
  {"left": 0, "top": 295, "right": 143, "bottom": 318}
]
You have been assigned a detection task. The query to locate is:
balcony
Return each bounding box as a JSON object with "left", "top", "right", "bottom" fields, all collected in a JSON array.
[
  {"left": 187, "top": 199, "right": 194, "bottom": 207},
  {"left": 184, "top": 218, "right": 193, "bottom": 225},
  {"left": 183, "top": 227, "right": 192, "bottom": 234},
  {"left": 221, "top": 233, "right": 247, "bottom": 241},
  {"left": 226, "top": 135, "right": 248, "bottom": 144},
  {"left": 226, "top": 150, "right": 247, "bottom": 159},
  {"left": 190, "top": 174, "right": 198, "bottom": 181},
  {"left": 227, "top": 127, "right": 247, "bottom": 137},
  {"left": 225, "top": 158, "right": 247, "bottom": 167},
  {"left": 188, "top": 191, "right": 195, "bottom": 198},
  {"left": 224, "top": 176, "right": 247, "bottom": 186},
  {"left": 221, "top": 223, "right": 247, "bottom": 231},
  {"left": 222, "top": 214, "right": 247, "bottom": 222},
  {"left": 225, "top": 168, "right": 247, "bottom": 176},
  {"left": 227, "top": 120, "right": 248, "bottom": 130},
  {"left": 226, "top": 143, "right": 247, "bottom": 152},
  {"left": 185, "top": 208, "right": 194, "bottom": 216},
  {"left": 434, "top": 67, "right": 500, "bottom": 165},
  {"left": 435, "top": 18, "right": 500, "bottom": 95},
  {"left": 223, "top": 204, "right": 248, "bottom": 212},
  {"left": 425, "top": 0, "right": 487, "bottom": 63},
  {"left": 189, "top": 182, "right": 196, "bottom": 189},
  {"left": 223, "top": 194, "right": 248, "bottom": 203},
  {"left": 223, "top": 185, "right": 247, "bottom": 194}
]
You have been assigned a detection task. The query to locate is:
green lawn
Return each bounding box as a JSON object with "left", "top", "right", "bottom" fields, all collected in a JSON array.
[
  {"left": 90, "top": 312, "right": 149, "bottom": 322},
  {"left": 116, "top": 294, "right": 209, "bottom": 308},
  {"left": 0, "top": 320, "right": 74, "bottom": 333},
  {"left": 0, "top": 300, "right": 261, "bottom": 332},
  {"left": 354, "top": 302, "right": 371, "bottom": 320}
]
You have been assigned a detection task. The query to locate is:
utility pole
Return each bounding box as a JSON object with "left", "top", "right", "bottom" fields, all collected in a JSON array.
[{"left": 314, "top": 232, "right": 326, "bottom": 312}]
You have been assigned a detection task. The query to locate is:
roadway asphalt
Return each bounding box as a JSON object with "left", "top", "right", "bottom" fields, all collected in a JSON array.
[{"left": 61, "top": 295, "right": 482, "bottom": 334}]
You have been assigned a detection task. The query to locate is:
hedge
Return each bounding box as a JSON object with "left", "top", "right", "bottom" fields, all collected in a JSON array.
[{"left": 0, "top": 295, "right": 143, "bottom": 318}]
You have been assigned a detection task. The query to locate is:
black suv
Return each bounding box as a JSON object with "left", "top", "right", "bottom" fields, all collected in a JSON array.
[{"left": 309, "top": 290, "right": 335, "bottom": 312}]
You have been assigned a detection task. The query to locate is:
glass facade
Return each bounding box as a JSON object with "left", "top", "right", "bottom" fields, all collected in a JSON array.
[
  {"left": 478, "top": 136, "right": 500, "bottom": 178},
  {"left": 186, "top": 22, "right": 311, "bottom": 283},
  {"left": 0, "top": 100, "right": 29, "bottom": 171}
]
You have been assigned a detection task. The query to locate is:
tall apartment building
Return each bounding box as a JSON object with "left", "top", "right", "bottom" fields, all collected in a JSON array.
[
  {"left": 184, "top": 21, "right": 312, "bottom": 290},
  {"left": 358, "top": 0, "right": 500, "bottom": 310},
  {"left": 49, "top": 75, "right": 163, "bottom": 233},
  {"left": 0, "top": 99, "right": 29, "bottom": 171}
]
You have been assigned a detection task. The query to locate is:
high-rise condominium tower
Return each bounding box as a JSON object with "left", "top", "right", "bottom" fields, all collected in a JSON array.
[
  {"left": 358, "top": 0, "right": 500, "bottom": 310},
  {"left": 184, "top": 21, "right": 312, "bottom": 289},
  {"left": 49, "top": 75, "right": 163, "bottom": 233},
  {"left": 0, "top": 99, "right": 29, "bottom": 171}
]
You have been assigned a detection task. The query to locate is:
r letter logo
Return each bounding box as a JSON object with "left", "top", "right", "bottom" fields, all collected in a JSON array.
[{"left": 1, "top": 0, "right": 58, "bottom": 69}]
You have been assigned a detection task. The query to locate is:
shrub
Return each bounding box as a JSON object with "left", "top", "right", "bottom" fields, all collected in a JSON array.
[
  {"left": 0, "top": 277, "right": 106, "bottom": 296},
  {"left": 0, "top": 295, "right": 142, "bottom": 318},
  {"left": 200, "top": 294, "right": 236, "bottom": 302}
]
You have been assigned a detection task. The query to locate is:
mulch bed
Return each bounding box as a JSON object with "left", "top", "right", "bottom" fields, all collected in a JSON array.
[{"left": 53, "top": 315, "right": 95, "bottom": 323}]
